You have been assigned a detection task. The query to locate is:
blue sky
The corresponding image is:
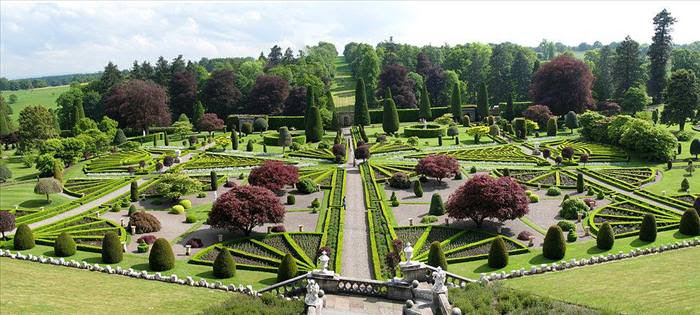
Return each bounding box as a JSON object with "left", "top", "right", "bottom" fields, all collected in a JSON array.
[{"left": 1, "top": 1, "right": 699, "bottom": 79}]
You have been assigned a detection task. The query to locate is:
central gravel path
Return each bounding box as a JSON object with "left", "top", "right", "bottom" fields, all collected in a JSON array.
[{"left": 340, "top": 130, "right": 373, "bottom": 279}]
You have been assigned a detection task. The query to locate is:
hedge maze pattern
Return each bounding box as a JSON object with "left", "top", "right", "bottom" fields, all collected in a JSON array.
[
  {"left": 369, "top": 161, "right": 417, "bottom": 181},
  {"left": 493, "top": 169, "right": 579, "bottom": 189},
  {"left": 33, "top": 214, "right": 127, "bottom": 251},
  {"left": 588, "top": 198, "right": 682, "bottom": 237},
  {"left": 179, "top": 153, "right": 269, "bottom": 170},
  {"left": 407, "top": 144, "right": 547, "bottom": 165},
  {"left": 84, "top": 150, "right": 154, "bottom": 174}
]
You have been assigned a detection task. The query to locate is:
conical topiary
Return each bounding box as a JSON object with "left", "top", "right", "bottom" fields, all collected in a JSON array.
[
  {"left": 13, "top": 224, "right": 35, "bottom": 250},
  {"left": 596, "top": 222, "right": 615, "bottom": 250},
  {"left": 427, "top": 241, "right": 447, "bottom": 270},
  {"left": 54, "top": 232, "right": 76, "bottom": 257},
  {"left": 542, "top": 225, "right": 566, "bottom": 260},
  {"left": 413, "top": 180, "right": 423, "bottom": 198},
  {"left": 429, "top": 193, "right": 445, "bottom": 215},
  {"left": 382, "top": 89, "right": 400, "bottom": 135},
  {"left": 576, "top": 173, "right": 585, "bottom": 193},
  {"left": 213, "top": 249, "right": 236, "bottom": 278},
  {"left": 277, "top": 253, "right": 298, "bottom": 282},
  {"left": 487, "top": 236, "right": 508, "bottom": 268},
  {"left": 639, "top": 214, "right": 657, "bottom": 242},
  {"left": 679, "top": 208, "right": 700, "bottom": 236},
  {"left": 149, "top": 238, "right": 175, "bottom": 271},
  {"left": 101, "top": 231, "right": 123, "bottom": 263},
  {"left": 231, "top": 131, "right": 239, "bottom": 150}
]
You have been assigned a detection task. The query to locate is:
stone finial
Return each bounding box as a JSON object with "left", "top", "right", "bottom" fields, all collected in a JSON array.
[
  {"left": 404, "top": 242, "right": 414, "bottom": 263},
  {"left": 318, "top": 250, "right": 329, "bottom": 272}
]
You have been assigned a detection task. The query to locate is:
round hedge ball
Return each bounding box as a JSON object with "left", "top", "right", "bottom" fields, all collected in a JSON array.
[
  {"left": 13, "top": 224, "right": 35, "bottom": 250},
  {"left": 149, "top": 238, "right": 175, "bottom": 271},
  {"left": 54, "top": 232, "right": 77, "bottom": 257}
]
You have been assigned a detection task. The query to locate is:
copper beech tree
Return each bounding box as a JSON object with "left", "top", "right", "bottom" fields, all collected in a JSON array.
[
  {"left": 415, "top": 155, "right": 460, "bottom": 182},
  {"left": 446, "top": 175, "right": 529, "bottom": 227},
  {"left": 208, "top": 185, "right": 285, "bottom": 236},
  {"left": 247, "top": 160, "right": 299, "bottom": 192},
  {"left": 530, "top": 55, "right": 594, "bottom": 116}
]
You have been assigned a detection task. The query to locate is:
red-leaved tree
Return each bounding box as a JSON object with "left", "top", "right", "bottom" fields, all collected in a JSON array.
[
  {"left": 208, "top": 185, "right": 285, "bottom": 236},
  {"left": 446, "top": 175, "right": 529, "bottom": 227},
  {"left": 0, "top": 210, "right": 16, "bottom": 240},
  {"left": 354, "top": 144, "right": 370, "bottom": 162},
  {"left": 522, "top": 105, "right": 553, "bottom": 128},
  {"left": 197, "top": 113, "right": 224, "bottom": 134},
  {"left": 248, "top": 160, "right": 299, "bottom": 192},
  {"left": 104, "top": 79, "right": 171, "bottom": 131},
  {"left": 415, "top": 155, "right": 460, "bottom": 182},
  {"left": 530, "top": 55, "right": 594, "bottom": 116},
  {"left": 248, "top": 75, "right": 290, "bottom": 115}
]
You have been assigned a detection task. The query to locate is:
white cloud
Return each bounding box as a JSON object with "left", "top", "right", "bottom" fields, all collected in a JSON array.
[{"left": 1, "top": 1, "right": 698, "bottom": 79}]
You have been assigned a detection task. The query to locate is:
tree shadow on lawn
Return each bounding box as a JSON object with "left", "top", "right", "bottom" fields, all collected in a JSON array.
[
  {"left": 19, "top": 199, "right": 52, "bottom": 208},
  {"left": 528, "top": 254, "right": 558, "bottom": 265}
]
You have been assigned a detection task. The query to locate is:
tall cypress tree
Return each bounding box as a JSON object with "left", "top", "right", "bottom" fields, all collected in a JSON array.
[
  {"left": 477, "top": 82, "right": 489, "bottom": 121},
  {"left": 504, "top": 92, "right": 515, "bottom": 121},
  {"left": 193, "top": 101, "right": 205, "bottom": 127},
  {"left": 304, "top": 86, "right": 316, "bottom": 124},
  {"left": 74, "top": 102, "right": 85, "bottom": 122},
  {"left": 353, "top": 79, "right": 370, "bottom": 126},
  {"left": 450, "top": 83, "right": 462, "bottom": 124},
  {"left": 305, "top": 106, "right": 323, "bottom": 142},
  {"left": 382, "top": 89, "right": 400, "bottom": 135},
  {"left": 647, "top": 9, "right": 676, "bottom": 104},
  {"left": 418, "top": 84, "right": 432, "bottom": 120}
]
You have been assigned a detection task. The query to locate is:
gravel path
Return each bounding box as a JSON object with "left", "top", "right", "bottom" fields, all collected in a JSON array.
[{"left": 340, "top": 131, "right": 373, "bottom": 279}]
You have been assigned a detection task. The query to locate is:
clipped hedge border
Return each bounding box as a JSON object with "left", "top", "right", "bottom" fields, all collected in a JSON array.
[
  {"left": 403, "top": 124, "right": 447, "bottom": 138},
  {"left": 262, "top": 132, "right": 306, "bottom": 146}
]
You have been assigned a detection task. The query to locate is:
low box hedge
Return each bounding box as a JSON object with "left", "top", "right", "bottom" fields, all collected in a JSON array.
[{"left": 403, "top": 124, "right": 448, "bottom": 138}]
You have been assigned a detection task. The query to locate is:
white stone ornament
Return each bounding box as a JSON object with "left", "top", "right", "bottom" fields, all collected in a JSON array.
[{"left": 432, "top": 266, "right": 447, "bottom": 293}]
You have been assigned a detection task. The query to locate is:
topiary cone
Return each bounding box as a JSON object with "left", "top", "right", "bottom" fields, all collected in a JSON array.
[
  {"left": 54, "top": 232, "right": 76, "bottom": 257},
  {"left": 413, "top": 180, "right": 423, "bottom": 198},
  {"left": 639, "top": 214, "right": 657, "bottom": 242},
  {"left": 427, "top": 241, "right": 448, "bottom": 270},
  {"left": 149, "top": 238, "right": 175, "bottom": 271},
  {"left": 277, "top": 254, "right": 298, "bottom": 282},
  {"left": 213, "top": 249, "right": 236, "bottom": 279},
  {"left": 679, "top": 208, "right": 700, "bottom": 236},
  {"left": 596, "top": 222, "right": 615, "bottom": 250},
  {"left": 429, "top": 193, "right": 445, "bottom": 215},
  {"left": 13, "top": 224, "right": 35, "bottom": 250},
  {"left": 101, "top": 232, "right": 123, "bottom": 263},
  {"left": 542, "top": 225, "right": 566, "bottom": 260},
  {"left": 487, "top": 236, "right": 508, "bottom": 268}
]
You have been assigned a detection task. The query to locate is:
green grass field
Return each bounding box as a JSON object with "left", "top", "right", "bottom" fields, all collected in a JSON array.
[
  {"left": 0, "top": 258, "right": 231, "bottom": 314},
  {"left": 331, "top": 56, "right": 355, "bottom": 112},
  {"left": 506, "top": 247, "right": 700, "bottom": 314},
  {"left": 1, "top": 85, "right": 70, "bottom": 122},
  {"left": 0, "top": 182, "right": 71, "bottom": 209}
]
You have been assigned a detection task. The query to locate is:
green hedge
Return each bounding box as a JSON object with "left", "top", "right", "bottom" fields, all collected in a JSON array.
[
  {"left": 262, "top": 132, "right": 306, "bottom": 146},
  {"left": 367, "top": 105, "right": 475, "bottom": 124},
  {"left": 403, "top": 124, "right": 447, "bottom": 138},
  {"left": 498, "top": 101, "right": 532, "bottom": 118},
  {"left": 268, "top": 116, "right": 305, "bottom": 130}
]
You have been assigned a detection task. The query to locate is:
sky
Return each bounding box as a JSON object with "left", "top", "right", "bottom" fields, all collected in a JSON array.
[{"left": 1, "top": 1, "right": 699, "bottom": 79}]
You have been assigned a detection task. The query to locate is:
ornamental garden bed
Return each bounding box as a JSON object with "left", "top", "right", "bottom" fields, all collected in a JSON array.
[
  {"left": 403, "top": 124, "right": 447, "bottom": 138},
  {"left": 84, "top": 149, "right": 154, "bottom": 174},
  {"left": 407, "top": 144, "right": 548, "bottom": 165}
]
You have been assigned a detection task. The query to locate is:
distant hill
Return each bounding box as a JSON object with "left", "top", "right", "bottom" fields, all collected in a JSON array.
[
  {"left": 0, "top": 72, "right": 100, "bottom": 91},
  {"left": 0, "top": 85, "right": 70, "bottom": 122}
]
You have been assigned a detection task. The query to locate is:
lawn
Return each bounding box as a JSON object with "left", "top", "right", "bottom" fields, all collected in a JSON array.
[
  {"left": 506, "top": 247, "right": 700, "bottom": 314},
  {"left": 9, "top": 244, "right": 278, "bottom": 289},
  {"left": 448, "top": 229, "right": 697, "bottom": 279},
  {"left": 0, "top": 182, "right": 71, "bottom": 209},
  {"left": 331, "top": 56, "right": 355, "bottom": 112},
  {"left": 3, "top": 161, "right": 39, "bottom": 182},
  {"left": 0, "top": 258, "right": 231, "bottom": 314},
  {"left": 1, "top": 85, "right": 70, "bottom": 122}
]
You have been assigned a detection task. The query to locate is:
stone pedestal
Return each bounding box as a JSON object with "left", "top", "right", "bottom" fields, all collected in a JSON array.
[
  {"left": 399, "top": 262, "right": 428, "bottom": 283},
  {"left": 310, "top": 273, "right": 339, "bottom": 295}
]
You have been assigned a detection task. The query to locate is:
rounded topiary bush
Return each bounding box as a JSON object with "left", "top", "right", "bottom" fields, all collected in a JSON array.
[
  {"left": 420, "top": 215, "right": 438, "bottom": 224},
  {"left": 128, "top": 211, "right": 162, "bottom": 234},
  {"left": 429, "top": 193, "right": 445, "bottom": 216},
  {"left": 13, "top": 224, "right": 35, "bottom": 250},
  {"left": 487, "top": 237, "right": 508, "bottom": 269},
  {"left": 311, "top": 198, "right": 320, "bottom": 209},
  {"left": 149, "top": 238, "right": 175, "bottom": 271},
  {"left": 101, "top": 232, "right": 123, "bottom": 263},
  {"left": 529, "top": 194, "right": 539, "bottom": 203},
  {"left": 277, "top": 254, "right": 298, "bottom": 282},
  {"left": 556, "top": 220, "right": 576, "bottom": 232},
  {"left": 567, "top": 230, "right": 578, "bottom": 242},
  {"left": 596, "top": 222, "right": 615, "bottom": 250},
  {"left": 185, "top": 213, "right": 197, "bottom": 223},
  {"left": 546, "top": 186, "right": 561, "bottom": 196},
  {"left": 559, "top": 198, "right": 588, "bottom": 220},
  {"left": 679, "top": 208, "right": 700, "bottom": 236},
  {"left": 54, "top": 232, "right": 76, "bottom": 257},
  {"left": 213, "top": 249, "right": 236, "bottom": 279},
  {"left": 388, "top": 172, "right": 412, "bottom": 189},
  {"left": 179, "top": 199, "right": 192, "bottom": 209},
  {"left": 427, "top": 241, "right": 447, "bottom": 270},
  {"left": 295, "top": 179, "right": 318, "bottom": 194},
  {"left": 128, "top": 205, "right": 138, "bottom": 216},
  {"left": 543, "top": 225, "right": 566, "bottom": 260},
  {"left": 287, "top": 195, "right": 296, "bottom": 205},
  {"left": 170, "top": 205, "right": 185, "bottom": 214},
  {"left": 639, "top": 214, "right": 657, "bottom": 242}
]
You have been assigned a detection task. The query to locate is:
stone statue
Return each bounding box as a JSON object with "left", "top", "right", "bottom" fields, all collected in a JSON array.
[
  {"left": 305, "top": 279, "right": 321, "bottom": 306},
  {"left": 432, "top": 266, "right": 447, "bottom": 293},
  {"left": 404, "top": 242, "right": 414, "bottom": 263}
]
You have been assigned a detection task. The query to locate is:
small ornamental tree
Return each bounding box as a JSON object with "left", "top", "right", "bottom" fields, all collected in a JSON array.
[
  {"left": 149, "top": 238, "right": 175, "bottom": 271},
  {"left": 639, "top": 214, "right": 657, "bottom": 242},
  {"left": 277, "top": 253, "right": 298, "bottom": 282},
  {"left": 543, "top": 225, "right": 566, "bottom": 260},
  {"left": 690, "top": 139, "right": 700, "bottom": 159},
  {"left": 231, "top": 130, "right": 239, "bottom": 150},
  {"left": 0, "top": 164, "right": 11, "bottom": 182},
  {"left": 332, "top": 143, "right": 346, "bottom": 158},
  {"left": 523, "top": 105, "right": 552, "bottom": 129},
  {"left": 130, "top": 181, "right": 138, "bottom": 202},
  {"left": 113, "top": 128, "right": 127, "bottom": 145},
  {"left": 576, "top": 173, "right": 585, "bottom": 193},
  {"left": 101, "top": 231, "right": 123, "bottom": 263},
  {"left": 427, "top": 241, "right": 447, "bottom": 270},
  {"left": 253, "top": 117, "right": 268, "bottom": 133},
  {"left": 415, "top": 155, "right": 460, "bottom": 182},
  {"left": 596, "top": 222, "right": 615, "bottom": 250},
  {"left": 355, "top": 144, "right": 370, "bottom": 162},
  {"left": 0, "top": 211, "right": 16, "bottom": 240},
  {"left": 241, "top": 122, "right": 253, "bottom": 135},
  {"left": 565, "top": 111, "right": 579, "bottom": 130},
  {"left": 13, "top": 224, "right": 35, "bottom": 250},
  {"left": 382, "top": 90, "right": 400, "bottom": 135},
  {"left": 248, "top": 160, "right": 299, "bottom": 192},
  {"left": 34, "top": 177, "right": 63, "bottom": 202},
  {"left": 213, "top": 249, "right": 236, "bottom": 278},
  {"left": 418, "top": 84, "right": 432, "bottom": 120},
  {"left": 679, "top": 208, "right": 700, "bottom": 236},
  {"left": 580, "top": 154, "right": 589, "bottom": 166},
  {"left": 413, "top": 180, "right": 423, "bottom": 197},
  {"left": 429, "top": 193, "right": 446, "bottom": 215},
  {"left": 197, "top": 113, "right": 224, "bottom": 135},
  {"left": 278, "top": 127, "right": 292, "bottom": 153},
  {"left": 446, "top": 175, "right": 529, "bottom": 227},
  {"left": 208, "top": 185, "right": 285, "bottom": 236},
  {"left": 487, "top": 236, "right": 508, "bottom": 268},
  {"left": 154, "top": 174, "right": 201, "bottom": 200},
  {"left": 561, "top": 146, "right": 574, "bottom": 162},
  {"left": 54, "top": 232, "right": 77, "bottom": 257},
  {"left": 547, "top": 117, "right": 558, "bottom": 136}
]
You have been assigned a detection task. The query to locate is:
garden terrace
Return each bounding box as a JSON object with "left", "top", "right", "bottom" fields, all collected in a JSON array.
[
  {"left": 318, "top": 168, "right": 346, "bottom": 272},
  {"left": 588, "top": 198, "right": 682, "bottom": 237},
  {"left": 369, "top": 142, "right": 418, "bottom": 154},
  {"left": 578, "top": 168, "right": 656, "bottom": 191},
  {"left": 407, "top": 144, "right": 548, "bottom": 165},
  {"left": 369, "top": 161, "right": 417, "bottom": 181},
  {"left": 298, "top": 166, "right": 336, "bottom": 187},
  {"left": 83, "top": 149, "right": 154, "bottom": 174},
  {"left": 287, "top": 147, "right": 335, "bottom": 161},
  {"left": 493, "top": 169, "right": 579, "bottom": 189},
  {"left": 31, "top": 214, "right": 126, "bottom": 251},
  {"left": 528, "top": 139, "right": 629, "bottom": 163},
  {"left": 176, "top": 152, "right": 272, "bottom": 171}
]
